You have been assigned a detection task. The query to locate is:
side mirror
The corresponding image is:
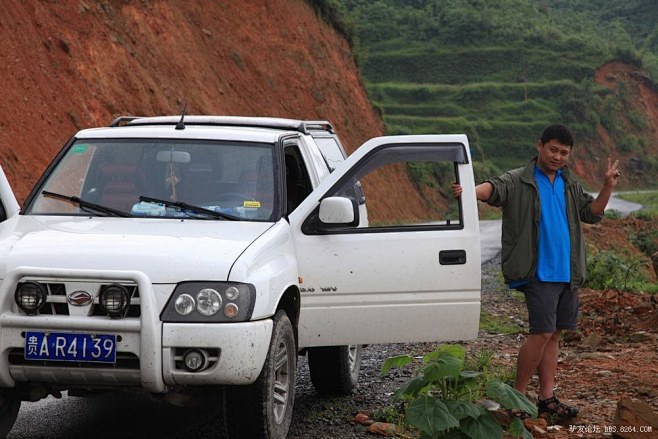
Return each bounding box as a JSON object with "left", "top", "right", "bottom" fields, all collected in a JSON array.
[{"left": 318, "top": 196, "right": 359, "bottom": 227}]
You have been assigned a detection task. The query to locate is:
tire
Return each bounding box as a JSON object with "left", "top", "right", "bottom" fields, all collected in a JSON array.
[
  {"left": 0, "top": 395, "right": 20, "bottom": 438},
  {"left": 223, "top": 310, "right": 296, "bottom": 439},
  {"left": 308, "top": 344, "right": 362, "bottom": 395}
]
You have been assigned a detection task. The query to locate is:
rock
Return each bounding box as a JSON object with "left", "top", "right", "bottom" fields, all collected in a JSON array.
[
  {"left": 366, "top": 422, "right": 398, "bottom": 436},
  {"left": 612, "top": 395, "right": 658, "bottom": 438},
  {"left": 352, "top": 412, "right": 373, "bottom": 426},
  {"left": 582, "top": 332, "right": 604, "bottom": 348},
  {"left": 524, "top": 417, "right": 548, "bottom": 431},
  {"left": 478, "top": 399, "right": 501, "bottom": 411},
  {"left": 629, "top": 331, "right": 651, "bottom": 343}
]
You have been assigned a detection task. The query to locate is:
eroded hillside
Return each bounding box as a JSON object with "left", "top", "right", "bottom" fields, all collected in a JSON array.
[{"left": 0, "top": 0, "right": 431, "bottom": 222}]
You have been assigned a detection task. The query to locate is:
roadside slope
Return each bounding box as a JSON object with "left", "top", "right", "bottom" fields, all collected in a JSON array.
[{"left": 0, "top": 0, "right": 423, "bottom": 221}]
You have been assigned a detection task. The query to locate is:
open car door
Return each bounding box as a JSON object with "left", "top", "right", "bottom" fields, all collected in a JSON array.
[{"left": 290, "top": 135, "right": 481, "bottom": 348}]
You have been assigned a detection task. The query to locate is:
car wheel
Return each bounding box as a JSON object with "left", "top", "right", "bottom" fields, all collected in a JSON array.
[
  {"left": 223, "top": 310, "right": 296, "bottom": 438},
  {"left": 308, "top": 344, "right": 362, "bottom": 395},
  {"left": 0, "top": 395, "right": 20, "bottom": 437}
]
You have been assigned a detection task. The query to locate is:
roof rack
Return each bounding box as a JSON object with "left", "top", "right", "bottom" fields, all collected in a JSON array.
[
  {"left": 107, "top": 115, "right": 335, "bottom": 134},
  {"left": 108, "top": 116, "right": 144, "bottom": 127}
]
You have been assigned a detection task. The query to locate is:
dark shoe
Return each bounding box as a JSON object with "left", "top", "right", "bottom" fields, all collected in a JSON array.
[{"left": 537, "top": 394, "right": 579, "bottom": 420}]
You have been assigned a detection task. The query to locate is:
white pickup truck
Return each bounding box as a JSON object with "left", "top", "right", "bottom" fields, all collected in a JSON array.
[{"left": 0, "top": 115, "right": 481, "bottom": 438}]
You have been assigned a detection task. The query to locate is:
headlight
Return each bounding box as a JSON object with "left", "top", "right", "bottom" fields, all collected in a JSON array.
[
  {"left": 15, "top": 281, "right": 47, "bottom": 315},
  {"left": 196, "top": 288, "right": 222, "bottom": 316},
  {"left": 174, "top": 294, "right": 196, "bottom": 315},
  {"left": 161, "top": 282, "right": 256, "bottom": 322}
]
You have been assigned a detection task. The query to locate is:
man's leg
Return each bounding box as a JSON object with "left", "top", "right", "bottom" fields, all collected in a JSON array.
[
  {"left": 514, "top": 332, "right": 553, "bottom": 394},
  {"left": 537, "top": 330, "right": 561, "bottom": 400}
]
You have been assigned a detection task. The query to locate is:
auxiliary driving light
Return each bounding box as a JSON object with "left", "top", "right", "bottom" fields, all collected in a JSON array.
[
  {"left": 99, "top": 284, "right": 131, "bottom": 318},
  {"left": 183, "top": 348, "right": 209, "bottom": 372},
  {"left": 15, "top": 281, "right": 47, "bottom": 315}
]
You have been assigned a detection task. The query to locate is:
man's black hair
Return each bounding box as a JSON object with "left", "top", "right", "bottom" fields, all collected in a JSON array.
[{"left": 540, "top": 124, "right": 574, "bottom": 147}]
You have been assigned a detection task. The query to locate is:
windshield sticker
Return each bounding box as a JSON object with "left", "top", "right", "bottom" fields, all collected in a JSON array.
[
  {"left": 243, "top": 200, "right": 261, "bottom": 208},
  {"left": 71, "top": 144, "right": 89, "bottom": 154}
]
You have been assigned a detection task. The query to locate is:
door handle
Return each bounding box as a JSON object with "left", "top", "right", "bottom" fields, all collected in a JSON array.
[{"left": 439, "top": 249, "right": 466, "bottom": 265}]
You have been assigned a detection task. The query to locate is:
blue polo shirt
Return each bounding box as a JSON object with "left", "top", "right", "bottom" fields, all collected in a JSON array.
[{"left": 535, "top": 165, "right": 571, "bottom": 282}]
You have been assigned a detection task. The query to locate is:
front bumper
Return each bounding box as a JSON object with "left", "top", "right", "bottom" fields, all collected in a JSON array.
[{"left": 0, "top": 266, "right": 272, "bottom": 393}]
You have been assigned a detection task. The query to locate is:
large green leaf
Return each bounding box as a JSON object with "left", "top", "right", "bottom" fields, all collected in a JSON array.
[
  {"left": 444, "top": 400, "right": 484, "bottom": 421},
  {"left": 422, "top": 352, "right": 463, "bottom": 381},
  {"left": 380, "top": 354, "right": 413, "bottom": 376},
  {"left": 460, "top": 412, "right": 504, "bottom": 439},
  {"left": 394, "top": 375, "right": 431, "bottom": 400},
  {"left": 459, "top": 371, "right": 482, "bottom": 380},
  {"left": 424, "top": 344, "right": 466, "bottom": 364},
  {"left": 485, "top": 380, "right": 538, "bottom": 418},
  {"left": 436, "top": 429, "right": 468, "bottom": 439},
  {"left": 406, "top": 396, "right": 460, "bottom": 435}
]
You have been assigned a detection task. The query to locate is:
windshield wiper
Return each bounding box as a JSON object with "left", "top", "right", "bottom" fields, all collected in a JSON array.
[
  {"left": 138, "top": 196, "right": 237, "bottom": 220},
  {"left": 42, "top": 191, "right": 132, "bottom": 217}
]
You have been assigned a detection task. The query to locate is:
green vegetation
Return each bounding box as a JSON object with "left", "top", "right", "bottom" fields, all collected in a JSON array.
[
  {"left": 587, "top": 191, "right": 658, "bottom": 294},
  {"left": 479, "top": 311, "right": 520, "bottom": 335},
  {"left": 332, "top": 0, "right": 658, "bottom": 185},
  {"left": 379, "top": 344, "right": 535, "bottom": 438},
  {"left": 586, "top": 250, "right": 658, "bottom": 293}
]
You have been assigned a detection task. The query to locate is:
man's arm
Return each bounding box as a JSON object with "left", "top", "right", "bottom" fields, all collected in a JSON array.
[
  {"left": 590, "top": 157, "right": 621, "bottom": 216},
  {"left": 451, "top": 181, "right": 493, "bottom": 201},
  {"left": 475, "top": 182, "right": 493, "bottom": 201}
]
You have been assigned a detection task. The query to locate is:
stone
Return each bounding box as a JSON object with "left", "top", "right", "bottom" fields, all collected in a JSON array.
[
  {"left": 612, "top": 395, "right": 658, "bottom": 438},
  {"left": 366, "top": 422, "right": 398, "bottom": 437}
]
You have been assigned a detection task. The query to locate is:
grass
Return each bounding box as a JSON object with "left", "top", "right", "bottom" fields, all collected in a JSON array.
[{"left": 479, "top": 311, "right": 521, "bottom": 335}]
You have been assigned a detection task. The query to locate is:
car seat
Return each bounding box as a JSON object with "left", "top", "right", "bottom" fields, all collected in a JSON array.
[{"left": 97, "top": 163, "right": 145, "bottom": 212}]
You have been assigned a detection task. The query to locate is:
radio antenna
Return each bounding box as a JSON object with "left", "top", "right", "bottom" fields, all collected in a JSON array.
[{"left": 175, "top": 100, "right": 187, "bottom": 130}]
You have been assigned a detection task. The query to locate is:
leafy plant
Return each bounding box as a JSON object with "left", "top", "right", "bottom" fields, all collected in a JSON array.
[
  {"left": 586, "top": 250, "right": 651, "bottom": 292},
  {"left": 380, "top": 344, "right": 536, "bottom": 439},
  {"left": 631, "top": 229, "right": 658, "bottom": 257}
]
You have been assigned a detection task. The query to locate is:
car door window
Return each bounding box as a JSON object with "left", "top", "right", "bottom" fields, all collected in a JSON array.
[
  {"left": 284, "top": 144, "right": 313, "bottom": 214},
  {"left": 313, "top": 143, "right": 465, "bottom": 231}
]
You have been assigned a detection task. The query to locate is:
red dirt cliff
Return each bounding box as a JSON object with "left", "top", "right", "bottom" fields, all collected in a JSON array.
[{"left": 0, "top": 0, "right": 427, "bottom": 221}]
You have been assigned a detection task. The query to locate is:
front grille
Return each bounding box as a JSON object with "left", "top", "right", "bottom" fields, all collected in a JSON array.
[{"left": 16, "top": 282, "right": 141, "bottom": 317}]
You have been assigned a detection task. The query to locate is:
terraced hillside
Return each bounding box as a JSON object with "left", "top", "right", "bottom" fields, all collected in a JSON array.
[{"left": 342, "top": 0, "right": 658, "bottom": 189}]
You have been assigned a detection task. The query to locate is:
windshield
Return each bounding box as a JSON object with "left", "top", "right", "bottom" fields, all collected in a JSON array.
[{"left": 25, "top": 139, "right": 276, "bottom": 221}]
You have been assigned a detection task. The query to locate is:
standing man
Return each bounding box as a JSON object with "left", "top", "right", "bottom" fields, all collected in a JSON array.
[{"left": 453, "top": 124, "right": 620, "bottom": 419}]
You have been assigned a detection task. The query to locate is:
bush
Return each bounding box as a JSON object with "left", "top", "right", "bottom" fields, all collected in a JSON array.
[
  {"left": 586, "top": 251, "right": 650, "bottom": 292},
  {"left": 380, "top": 344, "right": 536, "bottom": 439},
  {"left": 631, "top": 229, "right": 658, "bottom": 258}
]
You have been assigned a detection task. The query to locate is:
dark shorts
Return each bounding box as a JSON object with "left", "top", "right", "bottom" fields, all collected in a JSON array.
[{"left": 522, "top": 277, "right": 579, "bottom": 334}]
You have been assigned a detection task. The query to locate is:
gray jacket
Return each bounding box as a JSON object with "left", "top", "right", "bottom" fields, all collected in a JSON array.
[{"left": 485, "top": 157, "right": 602, "bottom": 288}]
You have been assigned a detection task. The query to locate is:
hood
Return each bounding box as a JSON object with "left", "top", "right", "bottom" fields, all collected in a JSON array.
[{"left": 0, "top": 216, "right": 274, "bottom": 283}]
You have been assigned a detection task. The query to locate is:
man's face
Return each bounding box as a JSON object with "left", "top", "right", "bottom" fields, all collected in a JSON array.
[{"left": 536, "top": 139, "right": 571, "bottom": 174}]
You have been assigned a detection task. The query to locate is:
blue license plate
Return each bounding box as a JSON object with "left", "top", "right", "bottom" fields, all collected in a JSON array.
[{"left": 24, "top": 331, "right": 116, "bottom": 363}]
